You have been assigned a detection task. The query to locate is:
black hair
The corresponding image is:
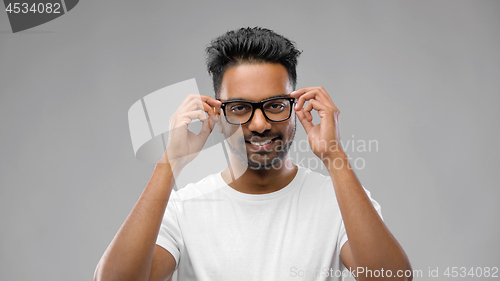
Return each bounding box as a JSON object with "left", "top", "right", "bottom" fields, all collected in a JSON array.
[{"left": 205, "top": 27, "right": 302, "bottom": 97}]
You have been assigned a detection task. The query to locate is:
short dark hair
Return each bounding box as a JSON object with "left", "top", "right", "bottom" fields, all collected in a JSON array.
[{"left": 205, "top": 27, "right": 302, "bottom": 98}]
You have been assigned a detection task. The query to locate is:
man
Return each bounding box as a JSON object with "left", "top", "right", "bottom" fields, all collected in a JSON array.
[{"left": 95, "top": 27, "right": 412, "bottom": 281}]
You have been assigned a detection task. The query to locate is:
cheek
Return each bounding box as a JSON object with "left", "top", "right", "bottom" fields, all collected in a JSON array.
[
  {"left": 221, "top": 122, "right": 234, "bottom": 136},
  {"left": 284, "top": 116, "right": 296, "bottom": 138},
  {"left": 221, "top": 121, "right": 245, "bottom": 141}
]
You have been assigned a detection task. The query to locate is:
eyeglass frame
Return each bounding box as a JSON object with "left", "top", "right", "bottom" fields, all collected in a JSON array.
[{"left": 218, "top": 96, "right": 297, "bottom": 125}]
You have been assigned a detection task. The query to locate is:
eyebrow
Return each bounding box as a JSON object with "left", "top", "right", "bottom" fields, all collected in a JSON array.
[{"left": 225, "top": 94, "right": 290, "bottom": 102}]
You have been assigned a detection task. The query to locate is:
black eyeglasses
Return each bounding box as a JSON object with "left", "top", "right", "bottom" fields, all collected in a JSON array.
[{"left": 219, "top": 96, "right": 296, "bottom": 125}]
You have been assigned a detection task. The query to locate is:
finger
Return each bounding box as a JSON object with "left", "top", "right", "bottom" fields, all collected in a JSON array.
[
  {"left": 196, "top": 96, "right": 221, "bottom": 117},
  {"left": 174, "top": 96, "right": 203, "bottom": 119},
  {"left": 311, "top": 87, "right": 339, "bottom": 112},
  {"left": 178, "top": 94, "right": 202, "bottom": 110},
  {"left": 295, "top": 91, "right": 321, "bottom": 112},
  {"left": 291, "top": 87, "right": 329, "bottom": 98},
  {"left": 178, "top": 95, "right": 221, "bottom": 115},
  {"left": 197, "top": 115, "right": 213, "bottom": 139},
  {"left": 174, "top": 110, "right": 208, "bottom": 127},
  {"left": 303, "top": 98, "right": 329, "bottom": 111},
  {"left": 197, "top": 113, "right": 221, "bottom": 140},
  {"left": 182, "top": 98, "right": 220, "bottom": 118},
  {"left": 291, "top": 87, "right": 336, "bottom": 111},
  {"left": 198, "top": 100, "right": 217, "bottom": 117},
  {"left": 290, "top": 87, "right": 326, "bottom": 99},
  {"left": 289, "top": 88, "right": 309, "bottom": 107},
  {"left": 294, "top": 90, "right": 315, "bottom": 111},
  {"left": 302, "top": 99, "right": 329, "bottom": 122},
  {"left": 202, "top": 101, "right": 221, "bottom": 117},
  {"left": 293, "top": 89, "right": 328, "bottom": 111},
  {"left": 295, "top": 107, "right": 314, "bottom": 133},
  {"left": 302, "top": 100, "right": 315, "bottom": 122},
  {"left": 182, "top": 97, "right": 204, "bottom": 112},
  {"left": 304, "top": 99, "right": 340, "bottom": 127},
  {"left": 199, "top": 95, "right": 222, "bottom": 108}
]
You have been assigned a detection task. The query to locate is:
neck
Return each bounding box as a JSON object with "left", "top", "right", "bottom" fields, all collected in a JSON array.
[{"left": 221, "top": 154, "right": 298, "bottom": 194}]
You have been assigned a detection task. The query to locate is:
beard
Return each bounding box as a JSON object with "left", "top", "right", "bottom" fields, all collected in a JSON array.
[
  {"left": 245, "top": 138, "right": 293, "bottom": 169},
  {"left": 223, "top": 121, "right": 296, "bottom": 170}
]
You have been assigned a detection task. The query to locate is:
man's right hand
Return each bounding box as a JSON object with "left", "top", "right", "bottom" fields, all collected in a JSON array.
[
  {"left": 95, "top": 94, "right": 221, "bottom": 281},
  {"left": 159, "top": 94, "right": 221, "bottom": 174}
]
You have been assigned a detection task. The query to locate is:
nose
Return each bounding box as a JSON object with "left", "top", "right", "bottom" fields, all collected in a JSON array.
[{"left": 247, "top": 108, "right": 271, "bottom": 133}]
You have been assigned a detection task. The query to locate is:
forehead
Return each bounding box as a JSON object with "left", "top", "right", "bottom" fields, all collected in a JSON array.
[{"left": 219, "top": 63, "right": 292, "bottom": 101}]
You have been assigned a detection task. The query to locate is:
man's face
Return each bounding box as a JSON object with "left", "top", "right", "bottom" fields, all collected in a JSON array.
[{"left": 218, "top": 63, "right": 296, "bottom": 169}]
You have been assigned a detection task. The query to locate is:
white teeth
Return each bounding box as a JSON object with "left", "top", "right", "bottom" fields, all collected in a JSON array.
[{"left": 250, "top": 139, "right": 272, "bottom": 146}]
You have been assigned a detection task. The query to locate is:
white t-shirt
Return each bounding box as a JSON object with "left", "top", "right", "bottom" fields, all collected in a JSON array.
[{"left": 156, "top": 165, "right": 382, "bottom": 280}]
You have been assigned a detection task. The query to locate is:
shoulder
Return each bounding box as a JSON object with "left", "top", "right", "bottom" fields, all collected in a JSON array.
[
  {"left": 298, "top": 166, "right": 334, "bottom": 188},
  {"left": 300, "top": 166, "right": 331, "bottom": 183},
  {"left": 298, "top": 165, "right": 377, "bottom": 198},
  {"left": 293, "top": 165, "right": 338, "bottom": 201},
  {"left": 172, "top": 171, "right": 226, "bottom": 202}
]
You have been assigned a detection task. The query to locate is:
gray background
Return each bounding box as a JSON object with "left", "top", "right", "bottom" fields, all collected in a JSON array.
[{"left": 1, "top": 0, "right": 499, "bottom": 280}]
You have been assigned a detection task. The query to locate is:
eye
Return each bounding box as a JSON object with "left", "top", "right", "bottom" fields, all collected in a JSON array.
[
  {"left": 228, "top": 103, "right": 252, "bottom": 115},
  {"left": 264, "top": 101, "right": 286, "bottom": 113},
  {"left": 270, "top": 103, "right": 284, "bottom": 109}
]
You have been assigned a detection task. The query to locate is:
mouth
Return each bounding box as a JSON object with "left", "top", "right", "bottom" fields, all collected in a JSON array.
[{"left": 245, "top": 137, "right": 279, "bottom": 151}]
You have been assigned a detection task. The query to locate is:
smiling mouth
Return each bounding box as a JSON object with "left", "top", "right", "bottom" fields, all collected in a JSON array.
[
  {"left": 249, "top": 139, "right": 272, "bottom": 146},
  {"left": 245, "top": 137, "right": 279, "bottom": 151}
]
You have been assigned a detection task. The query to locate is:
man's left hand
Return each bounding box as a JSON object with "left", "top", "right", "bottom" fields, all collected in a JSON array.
[{"left": 291, "top": 87, "right": 344, "bottom": 162}]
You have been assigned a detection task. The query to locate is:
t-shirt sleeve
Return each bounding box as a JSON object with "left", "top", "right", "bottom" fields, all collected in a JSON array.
[
  {"left": 337, "top": 187, "right": 383, "bottom": 266},
  {"left": 156, "top": 190, "right": 183, "bottom": 268}
]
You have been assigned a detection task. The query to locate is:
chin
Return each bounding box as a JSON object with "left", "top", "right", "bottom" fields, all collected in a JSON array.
[{"left": 247, "top": 154, "right": 285, "bottom": 170}]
